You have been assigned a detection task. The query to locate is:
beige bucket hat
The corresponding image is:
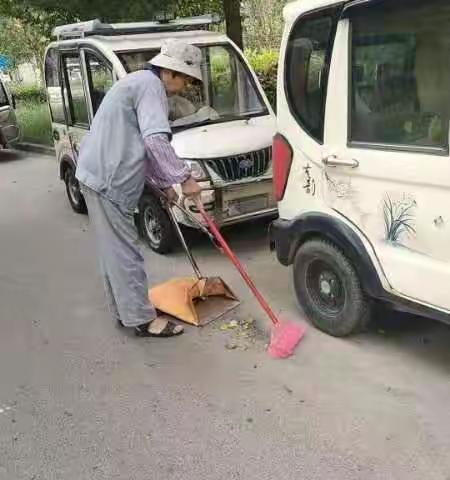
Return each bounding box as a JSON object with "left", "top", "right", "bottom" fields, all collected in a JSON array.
[{"left": 150, "top": 39, "right": 203, "bottom": 82}]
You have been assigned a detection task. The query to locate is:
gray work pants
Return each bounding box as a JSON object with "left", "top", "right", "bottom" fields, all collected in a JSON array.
[{"left": 82, "top": 186, "right": 156, "bottom": 327}]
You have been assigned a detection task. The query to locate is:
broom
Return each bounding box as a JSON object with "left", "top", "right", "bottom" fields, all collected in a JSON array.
[{"left": 195, "top": 200, "right": 306, "bottom": 359}]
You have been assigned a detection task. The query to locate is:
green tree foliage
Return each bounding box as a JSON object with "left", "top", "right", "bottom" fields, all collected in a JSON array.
[
  {"left": 0, "top": 0, "right": 76, "bottom": 73},
  {"left": 243, "top": 0, "right": 289, "bottom": 50},
  {"left": 175, "top": 0, "right": 222, "bottom": 16},
  {"left": 0, "top": 0, "right": 245, "bottom": 70},
  {"left": 1, "top": 0, "right": 223, "bottom": 23}
]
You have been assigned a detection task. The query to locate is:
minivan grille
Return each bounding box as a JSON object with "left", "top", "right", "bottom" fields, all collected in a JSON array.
[{"left": 205, "top": 147, "right": 272, "bottom": 182}]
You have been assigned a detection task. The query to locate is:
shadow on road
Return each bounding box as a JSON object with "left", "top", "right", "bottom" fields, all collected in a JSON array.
[
  {"left": 364, "top": 305, "right": 450, "bottom": 374},
  {"left": 0, "top": 149, "right": 28, "bottom": 163},
  {"left": 183, "top": 216, "right": 274, "bottom": 254}
]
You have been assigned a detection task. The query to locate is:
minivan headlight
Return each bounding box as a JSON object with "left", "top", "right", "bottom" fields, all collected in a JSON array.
[{"left": 185, "top": 159, "right": 209, "bottom": 181}]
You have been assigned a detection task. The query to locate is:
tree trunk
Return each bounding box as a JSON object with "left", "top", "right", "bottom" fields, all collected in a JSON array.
[{"left": 223, "top": 0, "right": 244, "bottom": 50}]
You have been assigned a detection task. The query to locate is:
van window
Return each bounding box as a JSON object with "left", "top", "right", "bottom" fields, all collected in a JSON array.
[
  {"left": 285, "top": 10, "right": 338, "bottom": 142},
  {"left": 350, "top": 0, "right": 450, "bottom": 150},
  {"left": 85, "top": 52, "right": 113, "bottom": 115},
  {"left": 208, "top": 46, "right": 261, "bottom": 117},
  {"left": 117, "top": 45, "right": 268, "bottom": 131},
  {"left": 119, "top": 50, "right": 158, "bottom": 72},
  {"left": 45, "top": 48, "right": 65, "bottom": 123},
  {"left": 63, "top": 54, "right": 89, "bottom": 127}
]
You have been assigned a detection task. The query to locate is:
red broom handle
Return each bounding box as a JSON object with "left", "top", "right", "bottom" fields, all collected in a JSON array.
[{"left": 197, "top": 203, "right": 280, "bottom": 326}]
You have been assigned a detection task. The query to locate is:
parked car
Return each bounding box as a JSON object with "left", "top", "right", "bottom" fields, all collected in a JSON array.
[
  {"left": 270, "top": 0, "right": 450, "bottom": 336},
  {"left": 44, "top": 15, "right": 277, "bottom": 253},
  {"left": 0, "top": 78, "right": 20, "bottom": 148}
]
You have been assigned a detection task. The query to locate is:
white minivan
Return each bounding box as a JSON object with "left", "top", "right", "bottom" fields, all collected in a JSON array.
[
  {"left": 44, "top": 15, "right": 276, "bottom": 253},
  {"left": 271, "top": 0, "right": 450, "bottom": 336}
]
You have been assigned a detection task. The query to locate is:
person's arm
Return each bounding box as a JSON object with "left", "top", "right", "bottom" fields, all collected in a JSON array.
[
  {"left": 144, "top": 133, "right": 190, "bottom": 188},
  {"left": 144, "top": 133, "right": 201, "bottom": 200},
  {"left": 135, "top": 77, "right": 200, "bottom": 199}
]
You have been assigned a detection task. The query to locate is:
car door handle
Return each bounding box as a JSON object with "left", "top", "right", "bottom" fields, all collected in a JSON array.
[{"left": 322, "top": 155, "right": 359, "bottom": 168}]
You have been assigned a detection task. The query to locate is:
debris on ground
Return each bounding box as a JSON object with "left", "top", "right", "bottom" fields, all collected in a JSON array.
[
  {"left": 218, "top": 316, "right": 260, "bottom": 352},
  {"left": 225, "top": 341, "right": 238, "bottom": 350}
]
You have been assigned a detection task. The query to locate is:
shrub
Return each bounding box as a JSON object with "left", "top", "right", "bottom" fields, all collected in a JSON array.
[
  {"left": 11, "top": 84, "right": 47, "bottom": 104},
  {"left": 246, "top": 49, "right": 278, "bottom": 110},
  {"left": 15, "top": 101, "right": 52, "bottom": 145}
]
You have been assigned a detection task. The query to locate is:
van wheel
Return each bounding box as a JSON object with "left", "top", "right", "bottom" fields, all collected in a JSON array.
[
  {"left": 64, "top": 167, "right": 87, "bottom": 214},
  {"left": 138, "top": 194, "right": 176, "bottom": 254},
  {"left": 293, "top": 239, "right": 370, "bottom": 337}
]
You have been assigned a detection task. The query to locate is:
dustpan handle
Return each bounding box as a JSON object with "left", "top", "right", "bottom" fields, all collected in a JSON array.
[
  {"left": 195, "top": 200, "right": 280, "bottom": 327},
  {"left": 166, "top": 206, "right": 203, "bottom": 280}
]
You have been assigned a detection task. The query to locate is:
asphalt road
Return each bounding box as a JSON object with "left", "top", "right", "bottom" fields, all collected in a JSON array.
[{"left": 1, "top": 150, "right": 450, "bottom": 480}]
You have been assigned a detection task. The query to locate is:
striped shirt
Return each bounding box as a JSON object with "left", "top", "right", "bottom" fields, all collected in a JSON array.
[{"left": 144, "top": 133, "right": 190, "bottom": 188}]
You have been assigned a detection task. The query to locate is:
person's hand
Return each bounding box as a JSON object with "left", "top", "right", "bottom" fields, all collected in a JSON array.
[
  {"left": 181, "top": 176, "right": 202, "bottom": 200},
  {"left": 164, "top": 186, "right": 179, "bottom": 203}
]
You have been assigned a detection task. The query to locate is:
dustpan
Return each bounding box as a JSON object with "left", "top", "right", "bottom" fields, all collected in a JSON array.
[{"left": 149, "top": 198, "right": 239, "bottom": 327}]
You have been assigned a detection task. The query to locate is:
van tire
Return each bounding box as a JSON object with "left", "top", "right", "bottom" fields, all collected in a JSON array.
[
  {"left": 64, "top": 166, "right": 87, "bottom": 214},
  {"left": 293, "top": 239, "right": 370, "bottom": 337},
  {"left": 138, "top": 194, "right": 176, "bottom": 254}
]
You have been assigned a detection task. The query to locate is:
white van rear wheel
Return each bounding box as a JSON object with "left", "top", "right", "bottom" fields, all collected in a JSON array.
[{"left": 293, "top": 239, "right": 371, "bottom": 337}]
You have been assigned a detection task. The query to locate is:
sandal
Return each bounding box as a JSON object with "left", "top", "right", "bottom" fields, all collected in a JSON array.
[{"left": 135, "top": 317, "right": 184, "bottom": 338}]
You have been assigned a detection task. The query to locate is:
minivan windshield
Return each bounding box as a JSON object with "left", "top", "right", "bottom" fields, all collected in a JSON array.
[{"left": 118, "top": 44, "right": 268, "bottom": 130}]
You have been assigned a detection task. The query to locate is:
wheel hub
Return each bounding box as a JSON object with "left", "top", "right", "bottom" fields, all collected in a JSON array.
[
  {"left": 319, "top": 272, "right": 338, "bottom": 298},
  {"left": 144, "top": 208, "right": 162, "bottom": 246},
  {"left": 306, "top": 260, "right": 345, "bottom": 314}
]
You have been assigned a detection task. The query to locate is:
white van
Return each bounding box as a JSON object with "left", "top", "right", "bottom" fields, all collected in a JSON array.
[
  {"left": 44, "top": 16, "right": 276, "bottom": 253},
  {"left": 0, "top": 78, "right": 20, "bottom": 148},
  {"left": 271, "top": 0, "right": 450, "bottom": 336}
]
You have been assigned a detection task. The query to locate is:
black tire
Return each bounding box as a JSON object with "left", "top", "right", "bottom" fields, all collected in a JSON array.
[
  {"left": 293, "top": 239, "right": 371, "bottom": 337},
  {"left": 64, "top": 166, "right": 87, "bottom": 214},
  {"left": 138, "top": 194, "right": 176, "bottom": 254}
]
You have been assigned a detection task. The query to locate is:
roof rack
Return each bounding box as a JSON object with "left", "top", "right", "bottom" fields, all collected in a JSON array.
[{"left": 52, "top": 14, "right": 221, "bottom": 40}]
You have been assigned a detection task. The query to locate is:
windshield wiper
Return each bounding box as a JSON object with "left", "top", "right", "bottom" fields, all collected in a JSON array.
[
  {"left": 172, "top": 118, "right": 219, "bottom": 131},
  {"left": 172, "top": 113, "right": 266, "bottom": 131}
]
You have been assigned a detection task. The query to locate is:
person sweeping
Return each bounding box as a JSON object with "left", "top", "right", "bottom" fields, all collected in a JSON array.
[{"left": 76, "top": 39, "right": 203, "bottom": 338}]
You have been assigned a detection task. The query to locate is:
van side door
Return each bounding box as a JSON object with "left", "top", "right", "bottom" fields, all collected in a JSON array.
[
  {"left": 82, "top": 49, "right": 114, "bottom": 118},
  {"left": 324, "top": 0, "right": 450, "bottom": 311},
  {"left": 60, "top": 50, "right": 91, "bottom": 159},
  {"left": 44, "top": 47, "right": 71, "bottom": 163}
]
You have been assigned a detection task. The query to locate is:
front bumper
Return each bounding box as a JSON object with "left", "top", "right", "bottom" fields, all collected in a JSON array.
[
  {"left": 179, "top": 178, "right": 277, "bottom": 228},
  {"left": 269, "top": 217, "right": 295, "bottom": 266}
]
